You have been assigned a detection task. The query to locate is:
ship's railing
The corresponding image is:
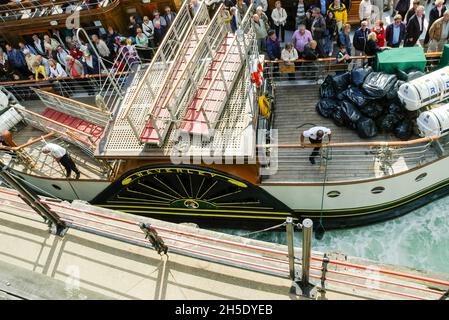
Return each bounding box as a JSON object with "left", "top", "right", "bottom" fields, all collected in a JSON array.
[
  {"left": 0, "top": 0, "right": 112, "bottom": 22},
  {"left": 15, "top": 105, "right": 98, "bottom": 156},
  {"left": 0, "top": 186, "right": 447, "bottom": 300},
  {"left": 259, "top": 136, "right": 442, "bottom": 183},
  {"left": 0, "top": 72, "right": 129, "bottom": 101},
  {"left": 263, "top": 51, "right": 442, "bottom": 83}
]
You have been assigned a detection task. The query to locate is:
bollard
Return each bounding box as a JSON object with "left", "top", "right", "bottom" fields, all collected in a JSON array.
[
  {"left": 288, "top": 218, "right": 317, "bottom": 299},
  {"left": 285, "top": 217, "right": 295, "bottom": 281},
  {"left": 301, "top": 218, "right": 313, "bottom": 287}
]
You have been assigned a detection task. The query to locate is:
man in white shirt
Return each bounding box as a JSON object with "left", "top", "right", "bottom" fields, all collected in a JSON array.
[
  {"left": 300, "top": 126, "right": 332, "bottom": 164},
  {"left": 42, "top": 143, "right": 81, "bottom": 179}
]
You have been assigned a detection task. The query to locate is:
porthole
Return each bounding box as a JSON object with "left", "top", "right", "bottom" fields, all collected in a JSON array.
[
  {"left": 52, "top": 184, "right": 62, "bottom": 190},
  {"left": 371, "top": 186, "right": 385, "bottom": 194},
  {"left": 415, "top": 173, "right": 427, "bottom": 182},
  {"left": 327, "top": 191, "right": 341, "bottom": 198}
]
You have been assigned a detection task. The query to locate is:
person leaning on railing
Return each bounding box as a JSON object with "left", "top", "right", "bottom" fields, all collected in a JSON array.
[
  {"left": 48, "top": 58, "right": 67, "bottom": 79},
  {"left": 65, "top": 55, "right": 84, "bottom": 78},
  {"left": 135, "top": 27, "right": 152, "bottom": 61},
  {"left": 281, "top": 42, "right": 298, "bottom": 80},
  {"left": 335, "top": 44, "right": 351, "bottom": 74},
  {"left": 303, "top": 40, "right": 320, "bottom": 80},
  {"left": 365, "top": 32, "right": 389, "bottom": 66},
  {"left": 32, "top": 61, "right": 47, "bottom": 80}
]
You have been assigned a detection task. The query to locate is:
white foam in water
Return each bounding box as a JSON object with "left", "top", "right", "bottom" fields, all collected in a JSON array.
[{"left": 217, "top": 198, "right": 449, "bottom": 274}]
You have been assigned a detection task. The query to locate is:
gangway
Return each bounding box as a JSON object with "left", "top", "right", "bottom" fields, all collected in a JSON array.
[
  {"left": 177, "top": 5, "right": 256, "bottom": 136},
  {"left": 139, "top": 3, "right": 228, "bottom": 145},
  {"left": 103, "top": 1, "right": 208, "bottom": 153}
]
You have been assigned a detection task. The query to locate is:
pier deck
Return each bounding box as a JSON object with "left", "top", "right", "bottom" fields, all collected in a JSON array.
[{"left": 0, "top": 186, "right": 447, "bottom": 300}]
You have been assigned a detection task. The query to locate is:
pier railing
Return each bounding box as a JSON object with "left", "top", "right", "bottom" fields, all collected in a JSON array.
[
  {"left": 0, "top": 185, "right": 448, "bottom": 300},
  {"left": 263, "top": 52, "right": 442, "bottom": 83}
]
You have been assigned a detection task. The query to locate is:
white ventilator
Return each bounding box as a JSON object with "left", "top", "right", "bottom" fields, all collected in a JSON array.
[
  {"left": 0, "top": 108, "right": 23, "bottom": 133},
  {"left": 398, "top": 66, "right": 449, "bottom": 111},
  {"left": 417, "top": 103, "right": 449, "bottom": 137}
]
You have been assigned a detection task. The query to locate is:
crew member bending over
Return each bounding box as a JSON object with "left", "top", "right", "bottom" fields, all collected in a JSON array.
[
  {"left": 300, "top": 126, "right": 332, "bottom": 165},
  {"left": 42, "top": 143, "right": 81, "bottom": 179}
]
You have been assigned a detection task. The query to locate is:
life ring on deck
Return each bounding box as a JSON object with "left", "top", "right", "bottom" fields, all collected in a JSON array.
[
  {"left": 258, "top": 95, "right": 271, "bottom": 119},
  {"left": 250, "top": 59, "right": 263, "bottom": 88}
]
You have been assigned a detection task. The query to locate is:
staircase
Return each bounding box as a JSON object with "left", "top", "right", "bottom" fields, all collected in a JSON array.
[{"left": 139, "top": 4, "right": 230, "bottom": 145}]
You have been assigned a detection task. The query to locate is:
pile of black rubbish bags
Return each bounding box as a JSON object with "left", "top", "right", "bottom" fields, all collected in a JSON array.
[{"left": 317, "top": 67, "right": 423, "bottom": 140}]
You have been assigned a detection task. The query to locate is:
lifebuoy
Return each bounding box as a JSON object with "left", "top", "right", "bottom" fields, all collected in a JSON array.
[{"left": 250, "top": 59, "right": 263, "bottom": 88}]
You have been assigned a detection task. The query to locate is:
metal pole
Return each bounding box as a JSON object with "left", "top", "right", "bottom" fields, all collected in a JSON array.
[
  {"left": 0, "top": 161, "right": 67, "bottom": 236},
  {"left": 301, "top": 218, "right": 313, "bottom": 287},
  {"left": 286, "top": 217, "right": 295, "bottom": 280}
]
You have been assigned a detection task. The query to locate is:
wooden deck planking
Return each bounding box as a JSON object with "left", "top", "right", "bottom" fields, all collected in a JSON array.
[{"left": 262, "top": 84, "right": 438, "bottom": 183}]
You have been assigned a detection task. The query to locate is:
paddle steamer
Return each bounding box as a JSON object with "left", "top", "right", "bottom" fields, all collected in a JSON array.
[{"left": 1, "top": 0, "right": 448, "bottom": 231}]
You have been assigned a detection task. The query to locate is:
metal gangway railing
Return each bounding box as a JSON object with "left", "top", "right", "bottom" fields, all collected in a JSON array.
[
  {"left": 177, "top": 3, "right": 257, "bottom": 137},
  {"left": 0, "top": 183, "right": 448, "bottom": 300},
  {"left": 0, "top": 0, "right": 112, "bottom": 22},
  {"left": 117, "top": 0, "right": 198, "bottom": 139},
  {"left": 33, "top": 88, "right": 111, "bottom": 127},
  {"left": 137, "top": 3, "right": 228, "bottom": 145},
  {"left": 15, "top": 105, "right": 98, "bottom": 156}
]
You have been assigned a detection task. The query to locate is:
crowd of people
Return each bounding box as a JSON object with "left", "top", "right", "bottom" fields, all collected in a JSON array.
[
  {"left": 1, "top": 0, "right": 448, "bottom": 82},
  {"left": 242, "top": 0, "right": 449, "bottom": 79},
  {"left": 0, "top": 3, "right": 182, "bottom": 82}
]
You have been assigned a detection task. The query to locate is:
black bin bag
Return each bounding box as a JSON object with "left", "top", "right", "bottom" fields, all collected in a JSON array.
[
  {"left": 343, "top": 87, "right": 373, "bottom": 107},
  {"left": 356, "top": 116, "right": 378, "bottom": 138},
  {"left": 340, "top": 100, "right": 362, "bottom": 129},
  {"left": 360, "top": 102, "right": 384, "bottom": 118},
  {"left": 320, "top": 75, "right": 336, "bottom": 98},
  {"left": 380, "top": 113, "right": 400, "bottom": 132},
  {"left": 331, "top": 72, "right": 351, "bottom": 91},
  {"left": 394, "top": 120, "right": 413, "bottom": 140},
  {"left": 332, "top": 107, "right": 346, "bottom": 127},
  {"left": 351, "top": 66, "right": 373, "bottom": 87},
  {"left": 362, "top": 72, "right": 398, "bottom": 99},
  {"left": 316, "top": 99, "right": 338, "bottom": 118}
]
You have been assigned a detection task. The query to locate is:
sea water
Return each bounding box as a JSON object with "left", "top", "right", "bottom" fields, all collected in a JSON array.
[{"left": 218, "top": 197, "right": 449, "bottom": 274}]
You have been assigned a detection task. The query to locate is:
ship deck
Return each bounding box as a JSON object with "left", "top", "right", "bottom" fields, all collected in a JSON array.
[
  {"left": 261, "top": 83, "right": 440, "bottom": 184},
  {"left": 1, "top": 100, "right": 109, "bottom": 181}
]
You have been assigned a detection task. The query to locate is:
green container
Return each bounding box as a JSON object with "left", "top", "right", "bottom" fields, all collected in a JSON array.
[
  {"left": 375, "top": 47, "right": 426, "bottom": 74},
  {"left": 439, "top": 44, "right": 449, "bottom": 67}
]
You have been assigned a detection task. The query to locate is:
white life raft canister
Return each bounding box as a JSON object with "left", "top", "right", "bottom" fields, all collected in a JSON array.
[
  {"left": 398, "top": 66, "right": 449, "bottom": 111},
  {"left": 0, "top": 90, "right": 8, "bottom": 113},
  {"left": 0, "top": 107, "right": 23, "bottom": 133},
  {"left": 417, "top": 103, "right": 449, "bottom": 137}
]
